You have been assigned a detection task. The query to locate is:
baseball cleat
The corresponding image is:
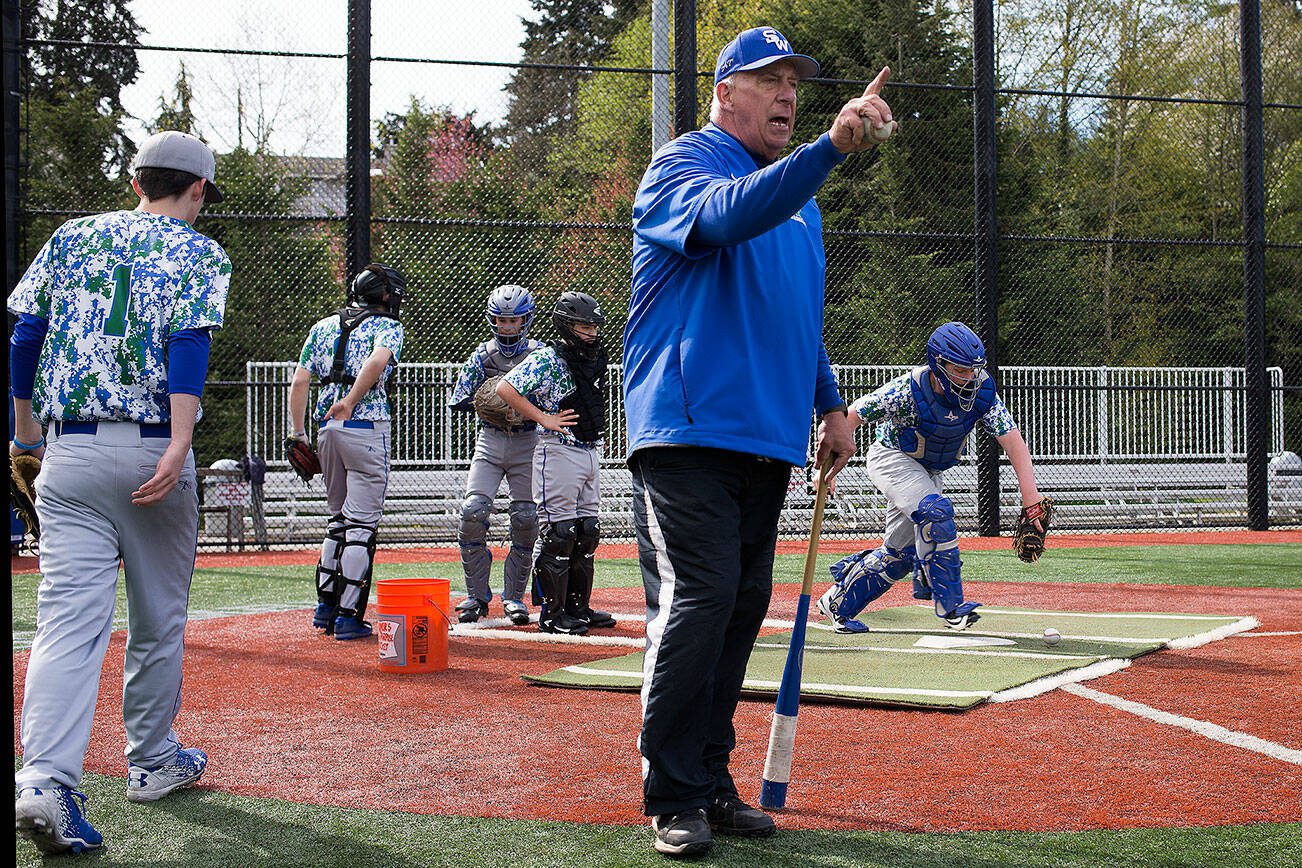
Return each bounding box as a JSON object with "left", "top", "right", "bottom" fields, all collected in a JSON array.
[
  {"left": 943, "top": 611, "right": 980, "bottom": 631},
  {"left": 817, "top": 587, "right": 869, "bottom": 634},
  {"left": 537, "top": 612, "right": 589, "bottom": 635},
  {"left": 569, "top": 607, "right": 617, "bottom": 629},
  {"left": 312, "top": 603, "right": 337, "bottom": 633},
  {"left": 15, "top": 786, "right": 103, "bottom": 855},
  {"left": 455, "top": 598, "right": 490, "bottom": 623},
  {"left": 333, "top": 616, "right": 373, "bottom": 640},
  {"left": 127, "top": 747, "right": 208, "bottom": 803},
  {"left": 502, "top": 599, "right": 531, "bottom": 626}
]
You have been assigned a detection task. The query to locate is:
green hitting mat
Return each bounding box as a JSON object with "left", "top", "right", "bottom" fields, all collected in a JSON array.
[{"left": 523, "top": 605, "right": 1258, "bottom": 710}]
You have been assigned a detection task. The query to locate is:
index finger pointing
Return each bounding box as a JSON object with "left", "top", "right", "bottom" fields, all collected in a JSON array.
[{"left": 863, "top": 66, "right": 890, "bottom": 97}]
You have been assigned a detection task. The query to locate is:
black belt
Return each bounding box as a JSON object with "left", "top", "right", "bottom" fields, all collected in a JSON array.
[
  {"left": 53, "top": 421, "right": 171, "bottom": 438},
  {"left": 487, "top": 422, "right": 537, "bottom": 434}
]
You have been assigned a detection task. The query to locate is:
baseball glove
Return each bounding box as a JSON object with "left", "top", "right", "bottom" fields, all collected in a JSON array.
[
  {"left": 1013, "top": 497, "right": 1055, "bottom": 563},
  {"left": 473, "top": 376, "right": 524, "bottom": 430},
  {"left": 285, "top": 437, "right": 322, "bottom": 483},
  {"left": 10, "top": 452, "right": 41, "bottom": 542}
]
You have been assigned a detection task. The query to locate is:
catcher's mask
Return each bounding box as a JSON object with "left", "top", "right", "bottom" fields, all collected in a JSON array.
[
  {"left": 552, "top": 291, "right": 605, "bottom": 361},
  {"left": 349, "top": 263, "right": 407, "bottom": 317},
  {"left": 486, "top": 284, "right": 535, "bottom": 356},
  {"left": 926, "top": 321, "right": 986, "bottom": 412}
]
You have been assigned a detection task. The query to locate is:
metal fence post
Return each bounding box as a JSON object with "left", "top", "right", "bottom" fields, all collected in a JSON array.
[
  {"left": 345, "top": 0, "right": 371, "bottom": 277},
  {"left": 672, "top": 0, "right": 697, "bottom": 137},
  {"left": 973, "top": 0, "right": 1000, "bottom": 536},
  {"left": 2, "top": 0, "right": 20, "bottom": 294},
  {"left": 1240, "top": 0, "right": 1268, "bottom": 529}
]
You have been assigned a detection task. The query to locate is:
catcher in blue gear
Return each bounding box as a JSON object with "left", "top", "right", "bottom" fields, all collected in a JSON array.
[{"left": 818, "top": 322, "right": 1050, "bottom": 633}]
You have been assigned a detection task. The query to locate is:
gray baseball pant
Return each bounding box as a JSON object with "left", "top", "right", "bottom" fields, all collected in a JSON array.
[
  {"left": 16, "top": 422, "right": 199, "bottom": 791},
  {"left": 460, "top": 426, "right": 538, "bottom": 602}
]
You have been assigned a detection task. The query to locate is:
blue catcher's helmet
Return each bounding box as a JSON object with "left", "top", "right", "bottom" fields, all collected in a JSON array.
[
  {"left": 486, "top": 284, "right": 535, "bottom": 356},
  {"left": 926, "top": 322, "right": 987, "bottom": 411}
]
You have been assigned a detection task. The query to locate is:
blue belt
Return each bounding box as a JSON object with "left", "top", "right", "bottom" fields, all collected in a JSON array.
[
  {"left": 320, "top": 420, "right": 374, "bottom": 429},
  {"left": 54, "top": 421, "right": 171, "bottom": 438}
]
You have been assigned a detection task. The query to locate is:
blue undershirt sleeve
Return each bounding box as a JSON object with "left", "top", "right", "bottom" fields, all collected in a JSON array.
[
  {"left": 8, "top": 313, "right": 49, "bottom": 401},
  {"left": 813, "top": 342, "right": 844, "bottom": 414},
  {"left": 167, "top": 328, "right": 213, "bottom": 397},
  {"left": 691, "top": 133, "right": 847, "bottom": 248}
]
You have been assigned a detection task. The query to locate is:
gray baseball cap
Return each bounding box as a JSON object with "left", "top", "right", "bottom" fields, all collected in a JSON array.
[{"left": 131, "top": 131, "right": 224, "bottom": 203}]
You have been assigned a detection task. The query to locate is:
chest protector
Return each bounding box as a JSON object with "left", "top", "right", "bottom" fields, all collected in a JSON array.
[
  {"left": 556, "top": 342, "right": 608, "bottom": 445},
  {"left": 319, "top": 306, "right": 399, "bottom": 389},
  {"left": 480, "top": 339, "right": 538, "bottom": 378},
  {"left": 898, "top": 366, "right": 996, "bottom": 471}
]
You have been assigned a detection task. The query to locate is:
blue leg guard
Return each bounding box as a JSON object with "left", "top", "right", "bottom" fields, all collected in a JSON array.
[
  {"left": 818, "top": 545, "right": 915, "bottom": 634},
  {"left": 911, "top": 494, "right": 979, "bottom": 629},
  {"left": 921, "top": 547, "right": 981, "bottom": 629}
]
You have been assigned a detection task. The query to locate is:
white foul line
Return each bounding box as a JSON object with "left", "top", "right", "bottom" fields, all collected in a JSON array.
[{"left": 1062, "top": 683, "right": 1302, "bottom": 766}]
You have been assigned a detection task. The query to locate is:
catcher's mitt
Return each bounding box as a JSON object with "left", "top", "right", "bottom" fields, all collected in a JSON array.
[
  {"left": 473, "top": 376, "right": 524, "bottom": 430},
  {"left": 1013, "top": 497, "right": 1055, "bottom": 563},
  {"left": 285, "top": 437, "right": 322, "bottom": 483},
  {"left": 10, "top": 452, "right": 41, "bottom": 542}
]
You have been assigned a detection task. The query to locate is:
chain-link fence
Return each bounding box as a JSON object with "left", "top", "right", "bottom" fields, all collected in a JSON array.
[{"left": 7, "top": 0, "right": 1300, "bottom": 549}]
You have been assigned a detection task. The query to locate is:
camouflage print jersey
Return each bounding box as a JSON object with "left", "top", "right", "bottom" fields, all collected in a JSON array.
[
  {"left": 852, "top": 371, "right": 1017, "bottom": 449},
  {"left": 6, "top": 211, "right": 231, "bottom": 423},
  {"left": 501, "top": 345, "right": 597, "bottom": 449},
  {"left": 299, "top": 313, "right": 404, "bottom": 422}
]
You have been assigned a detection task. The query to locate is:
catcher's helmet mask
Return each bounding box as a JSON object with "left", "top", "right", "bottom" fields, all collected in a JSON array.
[
  {"left": 486, "top": 284, "right": 536, "bottom": 357},
  {"left": 926, "top": 322, "right": 986, "bottom": 412},
  {"left": 349, "top": 263, "right": 407, "bottom": 317},
  {"left": 552, "top": 291, "right": 605, "bottom": 361}
]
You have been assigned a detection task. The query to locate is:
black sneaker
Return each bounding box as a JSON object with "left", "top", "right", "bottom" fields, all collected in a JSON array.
[
  {"left": 652, "top": 808, "right": 712, "bottom": 858},
  {"left": 706, "top": 794, "right": 776, "bottom": 838}
]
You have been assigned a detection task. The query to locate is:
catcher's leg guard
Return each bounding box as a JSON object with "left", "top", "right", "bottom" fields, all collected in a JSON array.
[
  {"left": 313, "top": 514, "right": 346, "bottom": 633},
  {"left": 818, "top": 545, "right": 915, "bottom": 633},
  {"left": 566, "top": 516, "right": 615, "bottom": 629},
  {"left": 457, "top": 493, "right": 494, "bottom": 604},
  {"left": 910, "top": 494, "right": 979, "bottom": 628},
  {"left": 502, "top": 499, "right": 538, "bottom": 603},
  {"left": 533, "top": 520, "right": 586, "bottom": 635},
  {"left": 335, "top": 518, "right": 378, "bottom": 623}
]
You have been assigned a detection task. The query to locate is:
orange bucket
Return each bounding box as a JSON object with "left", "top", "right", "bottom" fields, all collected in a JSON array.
[{"left": 374, "top": 578, "right": 451, "bottom": 673}]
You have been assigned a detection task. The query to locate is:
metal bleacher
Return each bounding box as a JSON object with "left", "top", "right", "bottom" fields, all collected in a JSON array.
[{"left": 204, "top": 362, "right": 1297, "bottom": 549}]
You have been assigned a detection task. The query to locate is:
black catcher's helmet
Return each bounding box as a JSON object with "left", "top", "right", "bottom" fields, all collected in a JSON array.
[
  {"left": 552, "top": 291, "right": 605, "bottom": 360},
  {"left": 349, "top": 263, "right": 407, "bottom": 316}
]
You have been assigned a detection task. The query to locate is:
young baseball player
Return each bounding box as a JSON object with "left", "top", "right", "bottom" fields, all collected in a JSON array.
[
  {"left": 9, "top": 131, "right": 228, "bottom": 855},
  {"left": 496, "top": 291, "right": 616, "bottom": 635},
  {"left": 289, "top": 263, "right": 406, "bottom": 641},
  {"left": 817, "top": 321, "right": 1045, "bottom": 633},
  {"left": 449, "top": 285, "right": 544, "bottom": 625}
]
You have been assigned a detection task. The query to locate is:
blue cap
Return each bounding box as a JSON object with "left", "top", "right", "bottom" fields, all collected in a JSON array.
[{"left": 714, "top": 27, "right": 820, "bottom": 85}]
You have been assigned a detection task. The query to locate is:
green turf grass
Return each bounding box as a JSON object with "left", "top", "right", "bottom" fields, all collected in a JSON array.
[
  {"left": 13, "top": 771, "right": 1301, "bottom": 867},
  {"left": 11, "top": 544, "right": 1301, "bottom": 644}
]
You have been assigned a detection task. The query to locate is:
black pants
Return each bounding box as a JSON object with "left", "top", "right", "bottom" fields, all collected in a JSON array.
[{"left": 631, "top": 446, "right": 791, "bottom": 817}]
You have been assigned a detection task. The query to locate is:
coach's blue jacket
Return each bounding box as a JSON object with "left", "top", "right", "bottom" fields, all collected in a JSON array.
[{"left": 626, "top": 123, "right": 846, "bottom": 466}]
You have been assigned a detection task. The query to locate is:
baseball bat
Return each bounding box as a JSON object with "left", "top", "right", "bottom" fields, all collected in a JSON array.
[{"left": 759, "top": 456, "right": 833, "bottom": 810}]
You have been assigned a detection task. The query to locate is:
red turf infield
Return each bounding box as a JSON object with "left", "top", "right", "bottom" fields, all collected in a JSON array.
[
  {"left": 9, "top": 529, "right": 1302, "bottom": 574},
  {"left": 13, "top": 579, "right": 1302, "bottom": 832}
]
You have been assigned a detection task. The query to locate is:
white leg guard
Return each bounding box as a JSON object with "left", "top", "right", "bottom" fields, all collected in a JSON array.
[{"left": 336, "top": 518, "right": 378, "bottom": 620}]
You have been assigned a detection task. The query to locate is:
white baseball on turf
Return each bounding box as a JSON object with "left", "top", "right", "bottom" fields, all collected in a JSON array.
[
  {"left": 1043, "top": 628, "right": 1061, "bottom": 646},
  {"left": 864, "top": 118, "right": 896, "bottom": 143}
]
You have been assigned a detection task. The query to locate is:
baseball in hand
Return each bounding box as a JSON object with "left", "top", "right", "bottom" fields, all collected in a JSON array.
[
  {"left": 1043, "top": 628, "right": 1061, "bottom": 646},
  {"left": 864, "top": 118, "right": 896, "bottom": 143}
]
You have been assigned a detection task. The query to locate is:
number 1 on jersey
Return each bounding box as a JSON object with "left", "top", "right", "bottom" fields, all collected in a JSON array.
[{"left": 106, "top": 262, "right": 131, "bottom": 336}]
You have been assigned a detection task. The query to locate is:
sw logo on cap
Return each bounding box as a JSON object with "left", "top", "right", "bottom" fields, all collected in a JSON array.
[{"left": 762, "top": 29, "right": 790, "bottom": 52}]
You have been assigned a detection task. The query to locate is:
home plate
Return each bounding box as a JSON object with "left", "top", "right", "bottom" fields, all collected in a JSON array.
[{"left": 913, "top": 634, "right": 1018, "bottom": 649}]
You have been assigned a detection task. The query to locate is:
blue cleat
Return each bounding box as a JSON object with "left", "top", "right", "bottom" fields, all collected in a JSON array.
[
  {"left": 127, "top": 746, "right": 209, "bottom": 803},
  {"left": 15, "top": 786, "right": 104, "bottom": 855},
  {"left": 333, "top": 615, "right": 373, "bottom": 640},
  {"left": 312, "top": 603, "right": 337, "bottom": 632}
]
